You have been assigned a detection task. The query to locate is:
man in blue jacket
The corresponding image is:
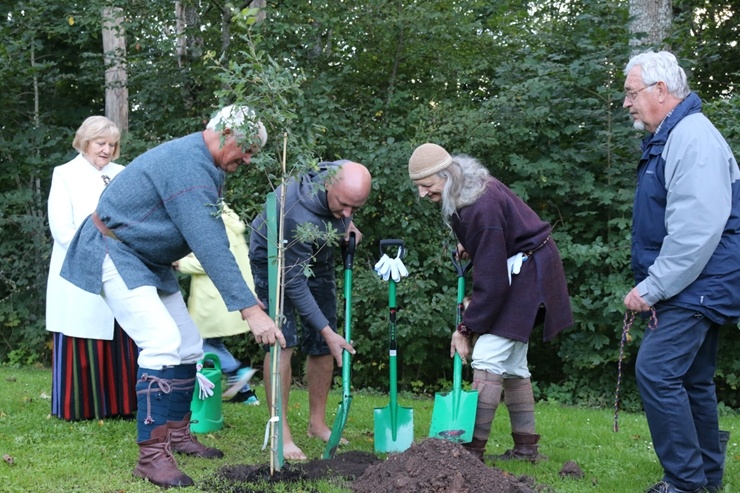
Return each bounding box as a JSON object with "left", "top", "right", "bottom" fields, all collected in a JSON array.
[
  {"left": 623, "top": 51, "right": 740, "bottom": 493},
  {"left": 61, "top": 105, "right": 286, "bottom": 487}
]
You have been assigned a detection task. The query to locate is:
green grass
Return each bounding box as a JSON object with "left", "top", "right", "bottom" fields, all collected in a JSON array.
[{"left": 0, "top": 366, "right": 737, "bottom": 492}]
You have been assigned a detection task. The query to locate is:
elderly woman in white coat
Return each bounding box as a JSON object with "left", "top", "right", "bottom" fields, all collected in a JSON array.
[{"left": 46, "top": 116, "right": 138, "bottom": 421}]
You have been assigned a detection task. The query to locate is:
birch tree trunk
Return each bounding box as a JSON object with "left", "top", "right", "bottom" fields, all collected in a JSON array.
[
  {"left": 176, "top": 1, "right": 203, "bottom": 69},
  {"left": 628, "top": 0, "right": 673, "bottom": 52},
  {"left": 175, "top": 1, "right": 204, "bottom": 110},
  {"left": 102, "top": 7, "right": 129, "bottom": 132}
]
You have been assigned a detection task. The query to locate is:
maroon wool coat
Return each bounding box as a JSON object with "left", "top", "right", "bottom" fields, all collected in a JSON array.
[{"left": 451, "top": 178, "right": 573, "bottom": 342}]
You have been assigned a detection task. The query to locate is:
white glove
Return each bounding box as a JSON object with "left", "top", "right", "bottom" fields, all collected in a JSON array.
[
  {"left": 195, "top": 370, "right": 215, "bottom": 400},
  {"left": 392, "top": 248, "right": 409, "bottom": 281},
  {"left": 506, "top": 252, "right": 528, "bottom": 285},
  {"left": 374, "top": 254, "right": 393, "bottom": 281},
  {"left": 376, "top": 248, "right": 409, "bottom": 282}
]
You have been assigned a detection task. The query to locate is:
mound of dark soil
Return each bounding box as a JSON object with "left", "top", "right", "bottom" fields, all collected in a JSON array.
[
  {"left": 351, "top": 438, "right": 540, "bottom": 493},
  {"left": 206, "top": 439, "right": 548, "bottom": 493}
]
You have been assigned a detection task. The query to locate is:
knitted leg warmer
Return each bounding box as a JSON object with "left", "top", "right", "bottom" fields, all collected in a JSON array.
[
  {"left": 462, "top": 369, "right": 504, "bottom": 460},
  {"left": 136, "top": 367, "right": 175, "bottom": 443}
]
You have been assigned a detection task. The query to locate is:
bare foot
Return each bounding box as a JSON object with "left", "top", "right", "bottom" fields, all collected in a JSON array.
[
  {"left": 282, "top": 441, "right": 307, "bottom": 461},
  {"left": 307, "top": 426, "right": 349, "bottom": 445}
]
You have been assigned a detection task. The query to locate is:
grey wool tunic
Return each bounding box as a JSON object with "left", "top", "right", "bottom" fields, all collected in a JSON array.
[
  {"left": 451, "top": 178, "right": 573, "bottom": 342},
  {"left": 61, "top": 132, "right": 257, "bottom": 313}
]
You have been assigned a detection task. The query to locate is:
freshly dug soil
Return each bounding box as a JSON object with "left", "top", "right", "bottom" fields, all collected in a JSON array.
[
  {"left": 207, "top": 450, "right": 381, "bottom": 492},
  {"left": 207, "top": 438, "right": 548, "bottom": 493},
  {"left": 351, "top": 438, "right": 540, "bottom": 493}
]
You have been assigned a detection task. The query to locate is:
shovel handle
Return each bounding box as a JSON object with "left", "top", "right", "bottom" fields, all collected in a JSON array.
[
  {"left": 342, "top": 232, "right": 356, "bottom": 392},
  {"left": 450, "top": 248, "right": 472, "bottom": 279},
  {"left": 342, "top": 232, "right": 356, "bottom": 270},
  {"left": 451, "top": 248, "right": 470, "bottom": 393},
  {"left": 378, "top": 239, "right": 404, "bottom": 418},
  {"left": 380, "top": 238, "right": 406, "bottom": 258}
]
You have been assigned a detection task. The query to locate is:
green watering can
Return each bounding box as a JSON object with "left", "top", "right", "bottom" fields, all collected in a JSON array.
[{"left": 190, "top": 352, "right": 223, "bottom": 433}]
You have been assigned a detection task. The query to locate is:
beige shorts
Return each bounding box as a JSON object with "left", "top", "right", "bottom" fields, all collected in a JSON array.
[{"left": 470, "top": 334, "right": 531, "bottom": 378}]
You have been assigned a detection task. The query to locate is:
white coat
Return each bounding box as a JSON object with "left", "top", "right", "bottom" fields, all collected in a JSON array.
[
  {"left": 45, "top": 154, "right": 124, "bottom": 339},
  {"left": 177, "top": 205, "right": 253, "bottom": 338}
]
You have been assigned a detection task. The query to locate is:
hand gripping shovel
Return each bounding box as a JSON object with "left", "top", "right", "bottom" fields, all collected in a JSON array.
[
  {"left": 428, "top": 250, "right": 478, "bottom": 443},
  {"left": 323, "top": 232, "right": 357, "bottom": 459},
  {"left": 374, "top": 239, "right": 414, "bottom": 453}
]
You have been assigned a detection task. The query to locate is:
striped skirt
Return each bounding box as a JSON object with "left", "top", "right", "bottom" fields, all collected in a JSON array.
[{"left": 51, "top": 322, "right": 139, "bottom": 421}]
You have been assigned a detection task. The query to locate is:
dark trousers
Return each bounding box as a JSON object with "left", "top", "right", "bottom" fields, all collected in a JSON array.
[{"left": 635, "top": 305, "right": 724, "bottom": 490}]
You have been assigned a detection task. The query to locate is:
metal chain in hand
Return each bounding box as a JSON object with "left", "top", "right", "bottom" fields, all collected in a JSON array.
[{"left": 613, "top": 307, "right": 657, "bottom": 432}]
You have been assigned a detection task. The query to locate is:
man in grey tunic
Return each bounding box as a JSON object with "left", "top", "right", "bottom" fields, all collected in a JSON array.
[{"left": 61, "top": 105, "right": 285, "bottom": 487}]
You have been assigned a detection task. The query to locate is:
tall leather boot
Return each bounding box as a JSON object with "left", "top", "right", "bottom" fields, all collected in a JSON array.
[
  {"left": 495, "top": 432, "right": 543, "bottom": 462},
  {"left": 462, "top": 370, "right": 504, "bottom": 461},
  {"left": 494, "top": 377, "right": 545, "bottom": 462},
  {"left": 168, "top": 412, "right": 224, "bottom": 458},
  {"left": 133, "top": 423, "right": 194, "bottom": 487}
]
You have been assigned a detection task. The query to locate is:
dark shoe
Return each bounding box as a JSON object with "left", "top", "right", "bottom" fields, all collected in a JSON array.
[
  {"left": 228, "top": 388, "right": 260, "bottom": 405},
  {"left": 462, "top": 438, "right": 487, "bottom": 461},
  {"left": 645, "top": 481, "right": 704, "bottom": 493},
  {"left": 168, "top": 412, "right": 224, "bottom": 458},
  {"left": 133, "top": 424, "right": 194, "bottom": 487},
  {"left": 226, "top": 389, "right": 260, "bottom": 406},
  {"left": 492, "top": 432, "right": 547, "bottom": 462}
]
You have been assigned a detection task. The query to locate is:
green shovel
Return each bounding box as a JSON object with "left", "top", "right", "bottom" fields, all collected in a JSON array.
[
  {"left": 428, "top": 250, "right": 478, "bottom": 443},
  {"left": 323, "top": 233, "right": 357, "bottom": 459},
  {"left": 374, "top": 239, "right": 414, "bottom": 453}
]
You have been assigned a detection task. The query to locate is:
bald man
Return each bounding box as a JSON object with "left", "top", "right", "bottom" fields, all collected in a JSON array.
[{"left": 249, "top": 160, "right": 371, "bottom": 460}]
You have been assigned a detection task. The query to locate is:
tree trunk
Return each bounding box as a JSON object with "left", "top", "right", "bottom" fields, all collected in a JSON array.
[
  {"left": 102, "top": 7, "right": 129, "bottom": 132},
  {"left": 251, "top": 0, "right": 266, "bottom": 23},
  {"left": 175, "top": 1, "right": 204, "bottom": 110},
  {"left": 217, "top": 0, "right": 267, "bottom": 60},
  {"left": 628, "top": 0, "right": 673, "bottom": 52},
  {"left": 176, "top": 1, "right": 203, "bottom": 69}
]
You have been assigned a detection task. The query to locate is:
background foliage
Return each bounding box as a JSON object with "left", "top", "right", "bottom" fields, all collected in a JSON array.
[{"left": 1, "top": 0, "right": 738, "bottom": 411}]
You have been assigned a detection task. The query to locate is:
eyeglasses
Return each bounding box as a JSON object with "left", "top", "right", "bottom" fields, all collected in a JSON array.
[{"left": 624, "top": 82, "right": 657, "bottom": 101}]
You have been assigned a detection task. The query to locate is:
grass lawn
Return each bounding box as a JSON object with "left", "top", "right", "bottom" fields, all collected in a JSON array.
[{"left": 1, "top": 366, "right": 737, "bottom": 492}]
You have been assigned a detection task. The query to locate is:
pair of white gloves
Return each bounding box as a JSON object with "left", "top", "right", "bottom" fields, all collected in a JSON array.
[
  {"left": 374, "top": 247, "right": 409, "bottom": 282},
  {"left": 195, "top": 363, "right": 215, "bottom": 400},
  {"left": 375, "top": 248, "right": 523, "bottom": 284}
]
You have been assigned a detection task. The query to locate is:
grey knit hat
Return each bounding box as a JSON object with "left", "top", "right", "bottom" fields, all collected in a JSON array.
[{"left": 408, "top": 143, "right": 452, "bottom": 180}]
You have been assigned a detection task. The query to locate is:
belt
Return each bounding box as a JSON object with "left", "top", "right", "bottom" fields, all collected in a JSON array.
[
  {"left": 525, "top": 235, "right": 550, "bottom": 257},
  {"left": 91, "top": 212, "right": 120, "bottom": 241}
]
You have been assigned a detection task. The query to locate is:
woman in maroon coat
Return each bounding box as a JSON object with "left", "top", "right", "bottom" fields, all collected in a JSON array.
[{"left": 408, "top": 143, "right": 573, "bottom": 461}]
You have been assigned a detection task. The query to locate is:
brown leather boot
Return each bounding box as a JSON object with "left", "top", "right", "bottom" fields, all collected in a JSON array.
[
  {"left": 494, "top": 432, "right": 546, "bottom": 462},
  {"left": 133, "top": 424, "right": 194, "bottom": 487},
  {"left": 168, "top": 412, "right": 224, "bottom": 458},
  {"left": 462, "top": 438, "right": 488, "bottom": 460}
]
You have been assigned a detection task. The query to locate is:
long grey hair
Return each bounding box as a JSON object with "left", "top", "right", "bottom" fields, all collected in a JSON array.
[{"left": 438, "top": 154, "right": 491, "bottom": 226}]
